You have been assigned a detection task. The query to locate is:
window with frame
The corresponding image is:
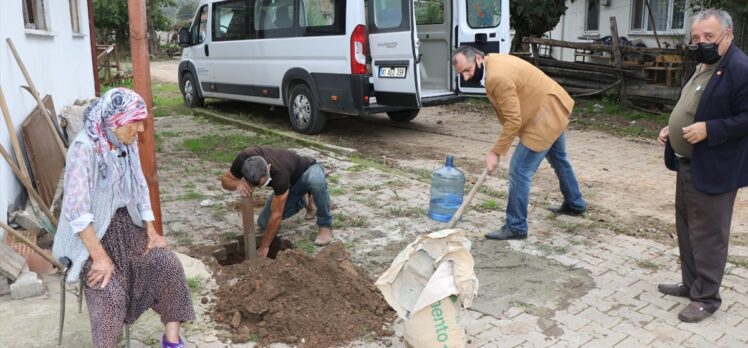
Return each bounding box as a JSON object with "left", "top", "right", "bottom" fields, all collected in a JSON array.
[
  {"left": 255, "top": 0, "right": 296, "bottom": 38},
  {"left": 23, "top": 0, "right": 49, "bottom": 30},
  {"left": 193, "top": 5, "right": 209, "bottom": 44},
  {"left": 631, "top": 0, "right": 686, "bottom": 32},
  {"left": 299, "top": 0, "right": 345, "bottom": 36},
  {"left": 467, "top": 0, "right": 501, "bottom": 28},
  {"left": 213, "top": 0, "right": 253, "bottom": 41},
  {"left": 70, "top": 0, "right": 81, "bottom": 33},
  {"left": 373, "top": 0, "right": 404, "bottom": 29},
  {"left": 586, "top": 0, "right": 600, "bottom": 31},
  {"left": 415, "top": 0, "right": 444, "bottom": 25}
]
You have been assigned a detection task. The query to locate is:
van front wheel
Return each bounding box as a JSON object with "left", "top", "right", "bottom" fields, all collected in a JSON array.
[
  {"left": 182, "top": 72, "right": 204, "bottom": 108},
  {"left": 288, "top": 84, "right": 327, "bottom": 134},
  {"left": 386, "top": 109, "right": 419, "bottom": 122}
]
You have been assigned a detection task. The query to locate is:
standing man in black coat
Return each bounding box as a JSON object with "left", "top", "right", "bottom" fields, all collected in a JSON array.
[{"left": 657, "top": 9, "right": 748, "bottom": 322}]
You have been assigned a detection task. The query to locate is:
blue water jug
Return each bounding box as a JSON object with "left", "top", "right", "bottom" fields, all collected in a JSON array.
[{"left": 428, "top": 155, "right": 466, "bottom": 222}]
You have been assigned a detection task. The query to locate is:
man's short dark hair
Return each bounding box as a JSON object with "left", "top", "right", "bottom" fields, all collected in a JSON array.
[{"left": 240, "top": 156, "right": 268, "bottom": 186}]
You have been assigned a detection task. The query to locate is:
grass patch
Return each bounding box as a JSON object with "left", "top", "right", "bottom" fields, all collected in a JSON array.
[
  {"left": 389, "top": 206, "right": 426, "bottom": 218},
  {"left": 333, "top": 213, "right": 369, "bottom": 229},
  {"left": 538, "top": 243, "right": 569, "bottom": 255},
  {"left": 180, "top": 191, "right": 204, "bottom": 200},
  {"left": 159, "top": 131, "right": 181, "bottom": 138},
  {"left": 295, "top": 239, "right": 317, "bottom": 254},
  {"left": 212, "top": 205, "right": 227, "bottom": 219},
  {"left": 183, "top": 133, "right": 294, "bottom": 164},
  {"left": 478, "top": 200, "right": 501, "bottom": 212},
  {"left": 728, "top": 255, "right": 748, "bottom": 268},
  {"left": 328, "top": 187, "right": 346, "bottom": 196},
  {"left": 327, "top": 175, "right": 340, "bottom": 184},
  {"left": 247, "top": 333, "right": 259, "bottom": 342},
  {"left": 347, "top": 155, "right": 396, "bottom": 173},
  {"left": 221, "top": 231, "right": 239, "bottom": 241},
  {"left": 637, "top": 259, "right": 660, "bottom": 270},
  {"left": 186, "top": 276, "right": 202, "bottom": 294},
  {"left": 352, "top": 184, "right": 370, "bottom": 192},
  {"left": 478, "top": 186, "right": 506, "bottom": 199},
  {"left": 411, "top": 168, "right": 432, "bottom": 182},
  {"left": 572, "top": 98, "right": 669, "bottom": 139}
]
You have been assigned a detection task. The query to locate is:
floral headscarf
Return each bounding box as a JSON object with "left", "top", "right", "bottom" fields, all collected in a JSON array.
[{"left": 83, "top": 87, "right": 148, "bottom": 204}]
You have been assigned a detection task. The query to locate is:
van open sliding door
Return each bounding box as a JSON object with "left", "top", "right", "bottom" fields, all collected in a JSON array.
[
  {"left": 368, "top": 0, "right": 421, "bottom": 108},
  {"left": 454, "top": 0, "right": 509, "bottom": 94}
]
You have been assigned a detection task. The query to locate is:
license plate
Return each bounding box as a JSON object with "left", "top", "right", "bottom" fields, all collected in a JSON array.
[{"left": 379, "top": 66, "right": 407, "bottom": 78}]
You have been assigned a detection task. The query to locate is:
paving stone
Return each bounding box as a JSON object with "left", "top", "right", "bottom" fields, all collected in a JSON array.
[
  {"left": 466, "top": 336, "right": 488, "bottom": 348},
  {"left": 637, "top": 291, "right": 682, "bottom": 311},
  {"left": 643, "top": 319, "right": 693, "bottom": 344},
  {"left": 613, "top": 335, "right": 651, "bottom": 347},
  {"left": 462, "top": 313, "right": 500, "bottom": 336},
  {"left": 608, "top": 307, "right": 655, "bottom": 326},
  {"left": 729, "top": 267, "right": 748, "bottom": 280},
  {"left": 715, "top": 333, "right": 747, "bottom": 347},
  {"left": 603, "top": 289, "right": 648, "bottom": 311},
  {"left": 9, "top": 271, "right": 43, "bottom": 300},
  {"left": 681, "top": 333, "right": 724, "bottom": 348},
  {"left": 577, "top": 322, "right": 626, "bottom": 347},
  {"left": 578, "top": 307, "right": 622, "bottom": 329},
  {"left": 610, "top": 321, "right": 656, "bottom": 345},
  {"left": 475, "top": 328, "right": 525, "bottom": 347},
  {"left": 565, "top": 301, "right": 590, "bottom": 315},
  {"left": 552, "top": 311, "right": 591, "bottom": 331}
]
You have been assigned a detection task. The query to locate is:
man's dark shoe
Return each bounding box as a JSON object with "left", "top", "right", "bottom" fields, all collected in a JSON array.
[
  {"left": 550, "top": 203, "right": 586, "bottom": 216},
  {"left": 485, "top": 226, "right": 527, "bottom": 240},
  {"left": 658, "top": 283, "right": 690, "bottom": 298},
  {"left": 678, "top": 301, "right": 715, "bottom": 323}
]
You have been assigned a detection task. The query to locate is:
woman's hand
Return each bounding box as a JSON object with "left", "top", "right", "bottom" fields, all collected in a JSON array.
[
  {"left": 87, "top": 253, "right": 115, "bottom": 289},
  {"left": 145, "top": 221, "right": 169, "bottom": 253}
]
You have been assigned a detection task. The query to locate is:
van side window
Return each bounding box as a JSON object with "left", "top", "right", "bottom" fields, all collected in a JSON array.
[
  {"left": 193, "top": 5, "right": 209, "bottom": 44},
  {"left": 213, "top": 0, "right": 253, "bottom": 41},
  {"left": 415, "top": 0, "right": 444, "bottom": 25},
  {"left": 255, "top": 0, "right": 295, "bottom": 38},
  {"left": 373, "top": 0, "right": 404, "bottom": 30},
  {"left": 466, "top": 0, "right": 501, "bottom": 28},
  {"left": 299, "top": 0, "right": 345, "bottom": 36}
]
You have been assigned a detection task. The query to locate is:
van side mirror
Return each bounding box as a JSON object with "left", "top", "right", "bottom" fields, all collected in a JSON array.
[{"left": 178, "top": 27, "right": 191, "bottom": 47}]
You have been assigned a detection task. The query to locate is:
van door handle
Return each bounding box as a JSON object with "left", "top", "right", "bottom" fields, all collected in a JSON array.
[{"left": 204, "top": 44, "right": 209, "bottom": 57}]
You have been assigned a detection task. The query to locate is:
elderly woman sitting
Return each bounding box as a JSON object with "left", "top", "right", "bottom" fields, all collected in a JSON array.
[{"left": 53, "top": 88, "right": 195, "bottom": 348}]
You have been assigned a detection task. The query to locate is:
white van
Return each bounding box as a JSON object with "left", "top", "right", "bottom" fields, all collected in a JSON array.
[{"left": 178, "top": 0, "right": 509, "bottom": 134}]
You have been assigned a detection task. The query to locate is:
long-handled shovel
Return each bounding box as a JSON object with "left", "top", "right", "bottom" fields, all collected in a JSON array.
[{"left": 446, "top": 168, "right": 490, "bottom": 229}]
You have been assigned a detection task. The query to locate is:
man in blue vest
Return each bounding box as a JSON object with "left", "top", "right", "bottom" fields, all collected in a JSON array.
[{"left": 657, "top": 9, "right": 748, "bottom": 323}]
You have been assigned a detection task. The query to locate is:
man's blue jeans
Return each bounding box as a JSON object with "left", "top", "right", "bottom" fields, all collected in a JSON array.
[
  {"left": 506, "top": 132, "right": 585, "bottom": 234},
  {"left": 257, "top": 164, "right": 332, "bottom": 231}
]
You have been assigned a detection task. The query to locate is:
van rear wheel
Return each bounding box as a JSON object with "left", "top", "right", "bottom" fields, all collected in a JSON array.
[
  {"left": 386, "top": 109, "right": 419, "bottom": 122},
  {"left": 288, "top": 84, "right": 327, "bottom": 134},
  {"left": 182, "top": 72, "right": 204, "bottom": 107}
]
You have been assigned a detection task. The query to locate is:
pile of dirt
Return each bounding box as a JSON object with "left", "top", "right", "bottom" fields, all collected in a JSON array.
[{"left": 210, "top": 242, "right": 396, "bottom": 347}]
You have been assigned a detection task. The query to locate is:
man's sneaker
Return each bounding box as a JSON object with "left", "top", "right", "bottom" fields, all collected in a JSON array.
[
  {"left": 658, "top": 283, "right": 690, "bottom": 298},
  {"left": 485, "top": 226, "right": 527, "bottom": 240},
  {"left": 678, "top": 301, "right": 715, "bottom": 323},
  {"left": 550, "top": 203, "right": 586, "bottom": 216}
]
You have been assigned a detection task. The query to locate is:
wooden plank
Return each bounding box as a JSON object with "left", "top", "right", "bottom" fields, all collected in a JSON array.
[
  {"left": 241, "top": 195, "right": 257, "bottom": 260},
  {"left": 21, "top": 95, "right": 65, "bottom": 207},
  {"left": 0, "top": 243, "right": 25, "bottom": 281},
  {"left": 523, "top": 37, "right": 686, "bottom": 56}
]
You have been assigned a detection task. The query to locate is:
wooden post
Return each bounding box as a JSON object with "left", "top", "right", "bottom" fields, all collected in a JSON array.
[
  {"left": 610, "top": 17, "right": 628, "bottom": 104},
  {"left": 241, "top": 195, "right": 257, "bottom": 260},
  {"left": 87, "top": 0, "right": 100, "bottom": 96},
  {"left": 128, "top": 0, "right": 163, "bottom": 234},
  {"left": 530, "top": 41, "right": 540, "bottom": 66},
  {"left": 644, "top": 0, "right": 662, "bottom": 48},
  {"left": 5, "top": 38, "right": 67, "bottom": 156}
]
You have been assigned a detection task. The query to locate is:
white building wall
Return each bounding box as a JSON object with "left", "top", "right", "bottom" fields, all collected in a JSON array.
[
  {"left": 547, "top": 0, "right": 689, "bottom": 62},
  {"left": 0, "top": 0, "right": 95, "bottom": 225}
]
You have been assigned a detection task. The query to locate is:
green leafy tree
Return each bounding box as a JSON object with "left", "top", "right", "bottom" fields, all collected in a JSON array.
[
  {"left": 510, "top": 0, "right": 575, "bottom": 52},
  {"left": 93, "top": 0, "right": 176, "bottom": 49}
]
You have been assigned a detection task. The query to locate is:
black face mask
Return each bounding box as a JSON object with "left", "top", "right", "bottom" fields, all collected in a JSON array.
[
  {"left": 467, "top": 61, "right": 484, "bottom": 83},
  {"left": 689, "top": 33, "right": 726, "bottom": 64}
]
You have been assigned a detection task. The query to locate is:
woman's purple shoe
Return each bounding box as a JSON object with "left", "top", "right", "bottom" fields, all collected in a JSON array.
[{"left": 162, "top": 335, "right": 185, "bottom": 348}]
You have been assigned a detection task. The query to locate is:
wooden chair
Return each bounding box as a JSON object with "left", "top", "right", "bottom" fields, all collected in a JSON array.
[{"left": 643, "top": 54, "right": 683, "bottom": 87}]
